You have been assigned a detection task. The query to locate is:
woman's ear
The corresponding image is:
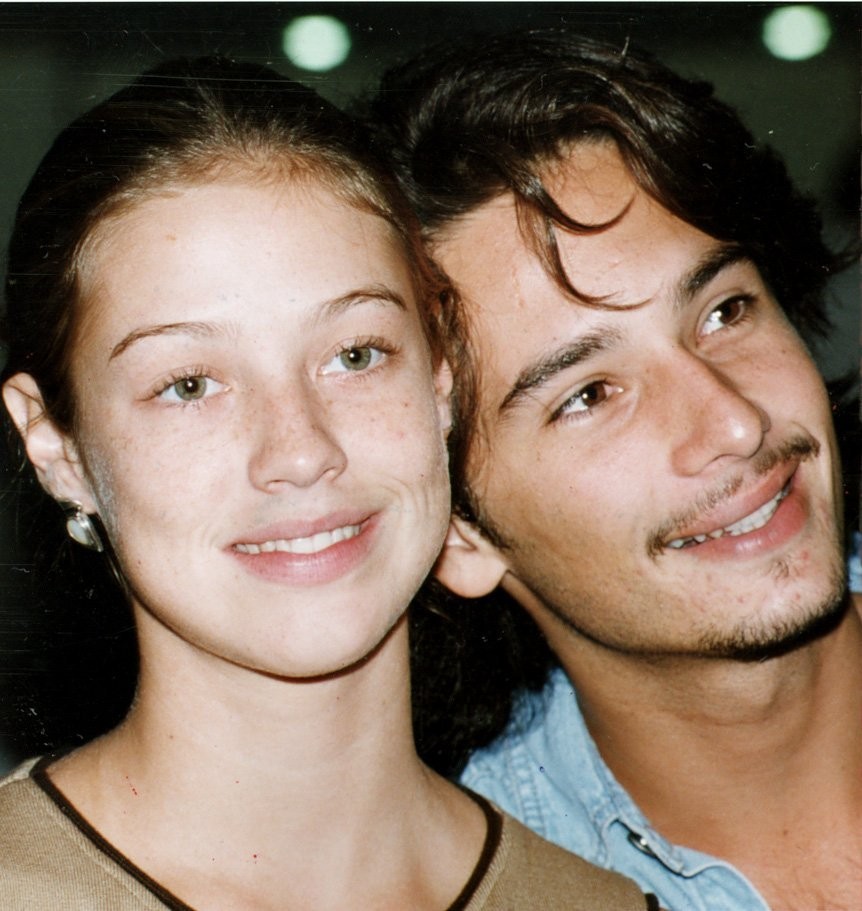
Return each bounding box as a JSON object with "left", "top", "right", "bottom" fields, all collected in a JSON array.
[
  {"left": 2, "top": 372, "right": 97, "bottom": 511},
  {"left": 434, "top": 514, "right": 508, "bottom": 598},
  {"left": 433, "top": 359, "right": 454, "bottom": 437}
]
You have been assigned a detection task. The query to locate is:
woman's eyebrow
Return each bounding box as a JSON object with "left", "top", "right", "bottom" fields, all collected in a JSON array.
[
  {"left": 318, "top": 284, "right": 408, "bottom": 320},
  {"left": 109, "top": 321, "right": 222, "bottom": 361},
  {"left": 109, "top": 286, "right": 408, "bottom": 362}
]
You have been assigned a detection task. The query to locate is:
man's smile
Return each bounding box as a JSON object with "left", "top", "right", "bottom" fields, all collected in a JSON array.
[{"left": 665, "top": 482, "right": 790, "bottom": 549}]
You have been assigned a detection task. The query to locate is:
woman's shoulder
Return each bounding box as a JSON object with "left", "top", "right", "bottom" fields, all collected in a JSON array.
[
  {"left": 0, "top": 757, "right": 169, "bottom": 910},
  {"left": 464, "top": 801, "right": 653, "bottom": 911},
  {"left": 0, "top": 756, "right": 56, "bottom": 843}
]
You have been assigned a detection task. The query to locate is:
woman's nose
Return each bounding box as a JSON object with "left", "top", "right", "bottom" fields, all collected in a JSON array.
[{"left": 246, "top": 388, "right": 348, "bottom": 491}]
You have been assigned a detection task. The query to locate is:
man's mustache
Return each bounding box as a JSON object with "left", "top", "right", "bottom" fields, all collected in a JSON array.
[{"left": 648, "top": 434, "right": 820, "bottom": 556}]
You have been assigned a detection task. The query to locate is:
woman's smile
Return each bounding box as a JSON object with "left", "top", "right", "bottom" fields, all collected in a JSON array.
[{"left": 229, "top": 512, "right": 380, "bottom": 586}]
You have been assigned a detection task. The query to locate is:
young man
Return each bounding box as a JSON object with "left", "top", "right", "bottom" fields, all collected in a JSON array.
[{"left": 374, "top": 31, "right": 862, "bottom": 911}]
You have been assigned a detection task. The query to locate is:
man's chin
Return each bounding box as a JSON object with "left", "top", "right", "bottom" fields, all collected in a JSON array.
[{"left": 694, "top": 578, "right": 850, "bottom": 663}]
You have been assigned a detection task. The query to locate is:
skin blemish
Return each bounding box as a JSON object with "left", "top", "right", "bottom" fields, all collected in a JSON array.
[{"left": 125, "top": 775, "right": 139, "bottom": 797}]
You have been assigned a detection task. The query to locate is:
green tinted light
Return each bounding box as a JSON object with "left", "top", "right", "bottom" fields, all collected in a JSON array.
[
  {"left": 282, "top": 16, "right": 351, "bottom": 72},
  {"left": 763, "top": 5, "right": 831, "bottom": 61}
]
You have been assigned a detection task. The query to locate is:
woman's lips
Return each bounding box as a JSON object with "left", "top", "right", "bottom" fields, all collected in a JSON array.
[
  {"left": 228, "top": 513, "right": 378, "bottom": 585},
  {"left": 234, "top": 522, "right": 362, "bottom": 556}
]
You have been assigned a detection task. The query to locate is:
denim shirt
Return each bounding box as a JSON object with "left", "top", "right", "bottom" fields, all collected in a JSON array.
[
  {"left": 460, "top": 667, "right": 770, "bottom": 911},
  {"left": 848, "top": 533, "right": 861, "bottom": 595},
  {"left": 461, "top": 558, "right": 862, "bottom": 910}
]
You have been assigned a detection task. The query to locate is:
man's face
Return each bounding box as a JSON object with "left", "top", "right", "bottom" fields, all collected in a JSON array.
[{"left": 434, "top": 142, "right": 845, "bottom": 660}]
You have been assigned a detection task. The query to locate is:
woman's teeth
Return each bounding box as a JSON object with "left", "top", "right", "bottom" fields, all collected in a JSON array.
[
  {"left": 666, "top": 484, "right": 789, "bottom": 550},
  {"left": 236, "top": 524, "right": 361, "bottom": 556}
]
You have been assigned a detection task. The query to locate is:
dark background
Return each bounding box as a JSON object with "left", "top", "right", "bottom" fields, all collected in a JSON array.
[{"left": 0, "top": 2, "right": 859, "bottom": 771}]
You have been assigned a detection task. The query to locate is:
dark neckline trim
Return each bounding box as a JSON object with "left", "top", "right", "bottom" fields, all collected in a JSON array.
[
  {"left": 30, "top": 756, "right": 503, "bottom": 911},
  {"left": 32, "top": 755, "right": 199, "bottom": 911},
  {"left": 445, "top": 788, "right": 503, "bottom": 911}
]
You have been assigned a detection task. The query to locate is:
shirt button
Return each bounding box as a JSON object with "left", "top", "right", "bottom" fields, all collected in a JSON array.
[{"left": 627, "top": 830, "right": 659, "bottom": 858}]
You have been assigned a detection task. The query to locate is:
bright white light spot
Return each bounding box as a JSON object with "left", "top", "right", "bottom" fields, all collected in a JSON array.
[
  {"left": 282, "top": 16, "right": 351, "bottom": 72},
  {"left": 762, "top": 5, "right": 831, "bottom": 61}
]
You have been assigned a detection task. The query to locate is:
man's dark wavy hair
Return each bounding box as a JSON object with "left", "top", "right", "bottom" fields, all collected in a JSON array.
[{"left": 368, "top": 29, "right": 853, "bottom": 776}]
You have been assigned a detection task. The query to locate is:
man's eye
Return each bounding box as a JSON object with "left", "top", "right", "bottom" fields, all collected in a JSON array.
[
  {"left": 323, "top": 345, "right": 387, "bottom": 374},
  {"left": 702, "top": 296, "right": 751, "bottom": 336},
  {"left": 555, "top": 381, "right": 616, "bottom": 420},
  {"left": 158, "top": 375, "right": 224, "bottom": 403}
]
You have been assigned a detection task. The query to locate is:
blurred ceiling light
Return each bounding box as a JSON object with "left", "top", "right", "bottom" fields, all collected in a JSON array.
[
  {"left": 762, "top": 5, "right": 831, "bottom": 61},
  {"left": 282, "top": 15, "right": 351, "bottom": 71}
]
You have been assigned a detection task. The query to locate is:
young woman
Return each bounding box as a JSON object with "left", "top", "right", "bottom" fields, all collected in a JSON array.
[{"left": 0, "top": 58, "right": 654, "bottom": 910}]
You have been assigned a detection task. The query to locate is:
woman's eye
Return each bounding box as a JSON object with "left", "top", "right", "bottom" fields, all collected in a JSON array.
[
  {"left": 323, "top": 345, "right": 386, "bottom": 375},
  {"left": 159, "top": 375, "right": 224, "bottom": 403},
  {"left": 556, "top": 381, "right": 616, "bottom": 419},
  {"left": 702, "top": 296, "right": 750, "bottom": 336}
]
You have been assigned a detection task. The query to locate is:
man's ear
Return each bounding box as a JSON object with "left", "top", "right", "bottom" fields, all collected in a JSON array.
[
  {"left": 2, "top": 373, "right": 98, "bottom": 511},
  {"left": 434, "top": 514, "right": 508, "bottom": 598}
]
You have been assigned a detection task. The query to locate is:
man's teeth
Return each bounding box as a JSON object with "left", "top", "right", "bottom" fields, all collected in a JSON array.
[
  {"left": 666, "top": 485, "right": 789, "bottom": 550},
  {"left": 236, "top": 524, "right": 361, "bottom": 556}
]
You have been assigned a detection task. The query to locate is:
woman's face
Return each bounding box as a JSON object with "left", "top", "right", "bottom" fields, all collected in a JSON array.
[{"left": 64, "top": 177, "right": 451, "bottom": 679}]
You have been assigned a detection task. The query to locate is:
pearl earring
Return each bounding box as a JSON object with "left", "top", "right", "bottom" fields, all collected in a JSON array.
[{"left": 60, "top": 501, "right": 105, "bottom": 552}]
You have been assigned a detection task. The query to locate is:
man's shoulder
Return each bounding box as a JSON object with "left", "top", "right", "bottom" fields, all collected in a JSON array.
[
  {"left": 456, "top": 667, "right": 619, "bottom": 865},
  {"left": 466, "top": 667, "right": 582, "bottom": 753},
  {"left": 459, "top": 669, "right": 593, "bottom": 807},
  {"left": 472, "top": 808, "right": 650, "bottom": 911}
]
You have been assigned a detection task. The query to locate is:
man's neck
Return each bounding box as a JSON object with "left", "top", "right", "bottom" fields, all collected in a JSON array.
[{"left": 552, "top": 593, "right": 862, "bottom": 910}]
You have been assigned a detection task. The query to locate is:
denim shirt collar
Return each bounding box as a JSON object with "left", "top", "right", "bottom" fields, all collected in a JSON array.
[{"left": 507, "top": 668, "right": 753, "bottom": 878}]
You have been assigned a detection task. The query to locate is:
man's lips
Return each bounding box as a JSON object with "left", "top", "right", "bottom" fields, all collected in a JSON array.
[
  {"left": 665, "top": 480, "right": 791, "bottom": 549},
  {"left": 654, "top": 458, "right": 800, "bottom": 555},
  {"left": 651, "top": 434, "right": 821, "bottom": 556}
]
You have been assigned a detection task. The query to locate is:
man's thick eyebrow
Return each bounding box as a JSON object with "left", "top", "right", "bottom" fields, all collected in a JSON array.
[
  {"left": 110, "top": 322, "right": 221, "bottom": 360},
  {"left": 676, "top": 243, "right": 750, "bottom": 308},
  {"left": 498, "top": 246, "right": 751, "bottom": 415},
  {"left": 500, "top": 328, "right": 623, "bottom": 414}
]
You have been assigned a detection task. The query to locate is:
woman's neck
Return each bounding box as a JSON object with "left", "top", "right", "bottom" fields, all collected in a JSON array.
[{"left": 48, "top": 617, "right": 487, "bottom": 911}]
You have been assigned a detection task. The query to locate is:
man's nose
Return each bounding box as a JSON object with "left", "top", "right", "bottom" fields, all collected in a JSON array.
[{"left": 663, "top": 351, "right": 769, "bottom": 477}]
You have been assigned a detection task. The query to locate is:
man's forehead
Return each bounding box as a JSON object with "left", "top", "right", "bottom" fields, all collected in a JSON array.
[
  {"left": 434, "top": 140, "right": 634, "bottom": 247},
  {"left": 435, "top": 192, "right": 719, "bottom": 321},
  {"left": 432, "top": 195, "right": 548, "bottom": 313}
]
